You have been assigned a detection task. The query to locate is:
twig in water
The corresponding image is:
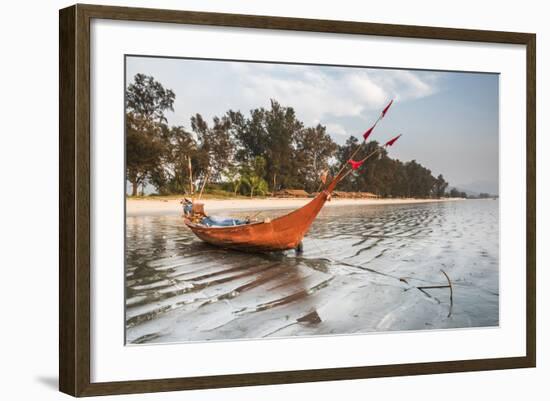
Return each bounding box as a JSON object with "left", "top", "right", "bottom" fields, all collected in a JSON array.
[
  {"left": 440, "top": 269, "right": 453, "bottom": 317},
  {"left": 416, "top": 285, "right": 450, "bottom": 290},
  {"left": 416, "top": 269, "right": 453, "bottom": 317}
]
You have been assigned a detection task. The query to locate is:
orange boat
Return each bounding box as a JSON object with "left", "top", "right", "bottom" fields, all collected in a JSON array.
[
  {"left": 184, "top": 100, "right": 400, "bottom": 252},
  {"left": 184, "top": 172, "right": 344, "bottom": 252}
]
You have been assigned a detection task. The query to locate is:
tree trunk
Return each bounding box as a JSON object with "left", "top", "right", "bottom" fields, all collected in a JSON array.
[{"left": 132, "top": 180, "right": 138, "bottom": 196}]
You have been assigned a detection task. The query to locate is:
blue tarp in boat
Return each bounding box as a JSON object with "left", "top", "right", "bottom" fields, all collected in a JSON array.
[{"left": 200, "top": 216, "right": 248, "bottom": 227}]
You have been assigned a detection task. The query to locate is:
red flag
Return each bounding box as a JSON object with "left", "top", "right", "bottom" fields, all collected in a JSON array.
[
  {"left": 381, "top": 99, "right": 394, "bottom": 117},
  {"left": 384, "top": 134, "right": 402, "bottom": 147},
  {"left": 348, "top": 159, "right": 365, "bottom": 170},
  {"left": 362, "top": 124, "right": 376, "bottom": 141}
]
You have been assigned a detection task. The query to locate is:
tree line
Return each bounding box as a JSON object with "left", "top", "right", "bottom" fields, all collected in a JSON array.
[{"left": 126, "top": 74, "right": 451, "bottom": 198}]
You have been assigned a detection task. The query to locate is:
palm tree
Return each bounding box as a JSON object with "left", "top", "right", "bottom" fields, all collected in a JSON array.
[{"left": 243, "top": 175, "right": 268, "bottom": 197}]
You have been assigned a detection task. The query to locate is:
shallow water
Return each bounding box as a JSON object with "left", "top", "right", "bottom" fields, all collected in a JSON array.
[{"left": 125, "top": 200, "right": 499, "bottom": 344}]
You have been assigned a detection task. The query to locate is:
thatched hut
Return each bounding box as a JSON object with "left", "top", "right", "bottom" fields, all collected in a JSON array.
[
  {"left": 274, "top": 189, "right": 310, "bottom": 198},
  {"left": 332, "top": 191, "right": 347, "bottom": 198},
  {"left": 331, "top": 191, "right": 380, "bottom": 199}
]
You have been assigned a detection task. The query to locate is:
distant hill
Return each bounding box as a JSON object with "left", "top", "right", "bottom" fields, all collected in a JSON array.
[
  {"left": 455, "top": 179, "right": 499, "bottom": 196},
  {"left": 450, "top": 186, "right": 497, "bottom": 199},
  {"left": 456, "top": 188, "right": 481, "bottom": 197}
]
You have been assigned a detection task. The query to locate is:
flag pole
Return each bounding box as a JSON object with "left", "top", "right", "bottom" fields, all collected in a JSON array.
[
  {"left": 339, "top": 134, "right": 402, "bottom": 181},
  {"left": 334, "top": 99, "right": 392, "bottom": 178},
  {"left": 346, "top": 114, "right": 383, "bottom": 162},
  {"left": 334, "top": 114, "right": 382, "bottom": 176},
  {"left": 339, "top": 145, "right": 382, "bottom": 181}
]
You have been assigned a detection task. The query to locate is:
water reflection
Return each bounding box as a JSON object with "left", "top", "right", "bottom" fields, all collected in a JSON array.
[{"left": 126, "top": 200, "right": 499, "bottom": 344}]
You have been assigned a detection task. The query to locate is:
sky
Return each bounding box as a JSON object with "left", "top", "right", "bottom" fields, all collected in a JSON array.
[{"left": 126, "top": 56, "right": 499, "bottom": 194}]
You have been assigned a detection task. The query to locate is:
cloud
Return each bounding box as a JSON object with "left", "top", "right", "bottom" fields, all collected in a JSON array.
[
  {"left": 229, "top": 64, "right": 438, "bottom": 126},
  {"left": 128, "top": 58, "right": 439, "bottom": 133},
  {"left": 324, "top": 123, "right": 349, "bottom": 140},
  {"left": 367, "top": 69, "right": 437, "bottom": 101}
]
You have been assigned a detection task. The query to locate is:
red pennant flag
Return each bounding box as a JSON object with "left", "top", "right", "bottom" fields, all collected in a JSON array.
[
  {"left": 381, "top": 99, "right": 394, "bottom": 117},
  {"left": 348, "top": 159, "right": 365, "bottom": 170},
  {"left": 384, "top": 134, "right": 402, "bottom": 147},
  {"left": 362, "top": 124, "right": 376, "bottom": 141}
]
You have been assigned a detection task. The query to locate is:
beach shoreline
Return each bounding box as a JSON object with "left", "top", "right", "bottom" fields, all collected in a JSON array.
[{"left": 127, "top": 196, "right": 465, "bottom": 216}]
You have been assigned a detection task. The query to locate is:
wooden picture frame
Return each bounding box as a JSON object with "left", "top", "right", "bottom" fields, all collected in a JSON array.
[{"left": 59, "top": 3, "right": 536, "bottom": 397}]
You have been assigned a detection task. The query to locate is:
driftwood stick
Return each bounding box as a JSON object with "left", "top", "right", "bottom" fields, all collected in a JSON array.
[
  {"left": 440, "top": 269, "right": 453, "bottom": 317},
  {"left": 418, "top": 288, "right": 433, "bottom": 299},
  {"left": 416, "top": 285, "right": 450, "bottom": 290},
  {"left": 414, "top": 270, "right": 453, "bottom": 317}
]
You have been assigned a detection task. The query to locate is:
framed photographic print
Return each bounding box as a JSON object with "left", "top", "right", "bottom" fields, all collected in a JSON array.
[{"left": 59, "top": 4, "right": 536, "bottom": 397}]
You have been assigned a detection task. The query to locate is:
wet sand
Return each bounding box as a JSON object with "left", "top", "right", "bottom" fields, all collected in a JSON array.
[
  {"left": 125, "top": 200, "right": 498, "bottom": 344},
  {"left": 127, "top": 196, "right": 464, "bottom": 216}
]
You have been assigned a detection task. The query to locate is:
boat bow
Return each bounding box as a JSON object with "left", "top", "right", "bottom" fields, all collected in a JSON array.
[{"left": 184, "top": 171, "right": 345, "bottom": 252}]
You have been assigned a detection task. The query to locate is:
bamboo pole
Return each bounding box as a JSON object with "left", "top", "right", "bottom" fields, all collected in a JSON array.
[
  {"left": 334, "top": 113, "right": 383, "bottom": 178},
  {"left": 339, "top": 145, "right": 384, "bottom": 181},
  {"left": 198, "top": 172, "right": 209, "bottom": 200},
  {"left": 187, "top": 155, "right": 193, "bottom": 195}
]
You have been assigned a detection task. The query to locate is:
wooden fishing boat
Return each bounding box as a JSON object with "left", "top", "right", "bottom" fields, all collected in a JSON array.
[
  {"left": 184, "top": 100, "right": 400, "bottom": 252},
  {"left": 184, "top": 172, "right": 344, "bottom": 252}
]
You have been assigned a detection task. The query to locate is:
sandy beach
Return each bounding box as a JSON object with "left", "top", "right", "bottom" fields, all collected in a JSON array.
[{"left": 127, "top": 196, "right": 463, "bottom": 216}]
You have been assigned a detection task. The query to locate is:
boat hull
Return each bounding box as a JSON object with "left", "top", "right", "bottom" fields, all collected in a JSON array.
[{"left": 185, "top": 190, "right": 330, "bottom": 252}]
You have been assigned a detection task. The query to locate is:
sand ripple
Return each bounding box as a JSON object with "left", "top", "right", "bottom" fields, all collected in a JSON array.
[{"left": 125, "top": 200, "right": 499, "bottom": 344}]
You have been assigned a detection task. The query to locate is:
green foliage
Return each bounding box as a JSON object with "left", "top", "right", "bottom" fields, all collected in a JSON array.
[
  {"left": 240, "top": 156, "right": 269, "bottom": 197},
  {"left": 126, "top": 114, "right": 166, "bottom": 196},
  {"left": 126, "top": 73, "right": 175, "bottom": 123},
  {"left": 225, "top": 165, "right": 243, "bottom": 195},
  {"left": 125, "top": 74, "right": 176, "bottom": 196},
  {"left": 449, "top": 188, "right": 468, "bottom": 198},
  {"left": 190, "top": 114, "right": 234, "bottom": 180},
  {"left": 125, "top": 74, "right": 450, "bottom": 199},
  {"left": 242, "top": 175, "right": 269, "bottom": 197},
  {"left": 334, "top": 136, "right": 448, "bottom": 198},
  {"left": 434, "top": 174, "right": 449, "bottom": 198},
  {"left": 295, "top": 125, "right": 337, "bottom": 192}
]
